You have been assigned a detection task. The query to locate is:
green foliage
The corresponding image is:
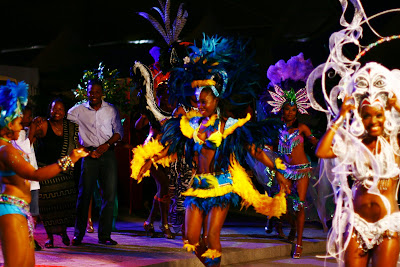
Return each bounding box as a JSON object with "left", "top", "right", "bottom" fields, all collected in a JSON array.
[{"left": 73, "top": 62, "right": 137, "bottom": 116}]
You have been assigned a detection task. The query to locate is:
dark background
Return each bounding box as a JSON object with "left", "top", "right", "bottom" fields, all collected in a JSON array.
[
  {"left": 2, "top": 0, "right": 400, "bottom": 96},
  {"left": 2, "top": 0, "right": 400, "bottom": 211}
]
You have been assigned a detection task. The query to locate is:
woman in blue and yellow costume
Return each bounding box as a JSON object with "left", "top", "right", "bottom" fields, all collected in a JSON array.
[
  {"left": 0, "top": 81, "right": 88, "bottom": 267},
  {"left": 132, "top": 35, "right": 291, "bottom": 267},
  {"left": 261, "top": 53, "right": 319, "bottom": 258}
]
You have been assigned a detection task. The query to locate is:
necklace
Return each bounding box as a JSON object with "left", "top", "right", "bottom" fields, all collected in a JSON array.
[
  {"left": 0, "top": 137, "right": 11, "bottom": 144},
  {"left": 50, "top": 121, "right": 63, "bottom": 132}
]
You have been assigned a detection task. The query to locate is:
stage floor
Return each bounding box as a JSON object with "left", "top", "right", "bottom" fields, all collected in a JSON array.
[{"left": 1, "top": 209, "right": 333, "bottom": 266}]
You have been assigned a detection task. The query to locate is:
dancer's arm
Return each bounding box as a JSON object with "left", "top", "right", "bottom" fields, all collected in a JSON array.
[
  {"left": 316, "top": 95, "right": 354, "bottom": 158},
  {"left": 247, "top": 144, "right": 291, "bottom": 194},
  {"left": 0, "top": 146, "right": 88, "bottom": 181},
  {"left": 137, "top": 145, "right": 170, "bottom": 181}
]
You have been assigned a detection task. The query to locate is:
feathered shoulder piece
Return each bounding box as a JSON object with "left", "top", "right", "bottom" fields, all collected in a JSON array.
[
  {"left": 222, "top": 113, "right": 252, "bottom": 138},
  {"left": 180, "top": 109, "right": 202, "bottom": 138},
  {"left": 168, "top": 34, "right": 260, "bottom": 108},
  {"left": 220, "top": 117, "right": 283, "bottom": 168},
  {"left": 138, "top": 0, "right": 188, "bottom": 46},
  {"left": 261, "top": 53, "right": 313, "bottom": 114},
  {"left": 0, "top": 80, "right": 28, "bottom": 128}
]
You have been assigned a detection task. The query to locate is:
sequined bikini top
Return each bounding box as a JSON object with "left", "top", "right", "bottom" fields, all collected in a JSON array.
[{"left": 278, "top": 125, "right": 303, "bottom": 155}]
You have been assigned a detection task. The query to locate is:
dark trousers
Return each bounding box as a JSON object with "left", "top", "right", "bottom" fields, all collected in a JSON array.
[{"left": 74, "top": 150, "right": 118, "bottom": 240}]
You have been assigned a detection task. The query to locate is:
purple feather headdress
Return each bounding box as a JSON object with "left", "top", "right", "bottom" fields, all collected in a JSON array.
[{"left": 262, "top": 53, "right": 313, "bottom": 114}]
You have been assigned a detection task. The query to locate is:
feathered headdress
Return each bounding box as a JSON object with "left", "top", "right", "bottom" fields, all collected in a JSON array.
[
  {"left": 138, "top": 0, "right": 188, "bottom": 46},
  {"left": 0, "top": 80, "right": 28, "bottom": 128},
  {"left": 303, "top": 1, "right": 400, "bottom": 264},
  {"left": 168, "top": 34, "right": 260, "bottom": 108},
  {"left": 261, "top": 53, "right": 313, "bottom": 114},
  {"left": 133, "top": 0, "right": 190, "bottom": 125}
]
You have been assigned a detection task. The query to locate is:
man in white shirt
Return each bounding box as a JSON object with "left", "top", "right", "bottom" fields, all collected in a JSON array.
[
  {"left": 67, "top": 79, "right": 123, "bottom": 245},
  {"left": 11, "top": 105, "right": 42, "bottom": 250}
]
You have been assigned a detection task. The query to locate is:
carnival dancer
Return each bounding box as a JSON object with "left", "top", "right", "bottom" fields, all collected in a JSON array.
[
  {"left": 316, "top": 64, "right": 400, "bottom": 266},
  {"left": 134, "top": 0, "right": 192, "bottom": 237},
  {"left": 0, "top": 81, "right": 88, "bottom": 267},
  {"left": 261, "top": 53, "right": 319, "bottom": 258},
  {"left": 307, "top": 1, "right": 400, "bottom": 265},
  {"left": 132, "top": 35, "right": 290, "bottom": 267},
  {"left": 135, "top": 54, "right": 175, "bottom": 238}
]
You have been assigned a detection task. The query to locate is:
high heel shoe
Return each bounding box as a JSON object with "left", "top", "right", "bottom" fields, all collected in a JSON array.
[
  {"left": 44, "top": 239, "right": 54, "bottom": 248},
  {"left": 264, "top": 218, "right": 274, "bottom": 234},
  {"left": 60, "top": 232, "right": 70, "bottom": 246},
  {"left": 143, "top": 221, "right": 155, "bottom": 237},
  {"left": 87, "top": 218, "right": 94, "bottom": 233},
  {"left": 292, "top": 244, "right": 303, "bottom": 259},
  {"left": 160, "top": 224, "right": 175, "bottom": 239}
]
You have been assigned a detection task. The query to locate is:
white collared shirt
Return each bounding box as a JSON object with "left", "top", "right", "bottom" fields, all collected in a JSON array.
[
  {"left": 12, "top": 128, "right": 40, "bottom": 190},
  {"left": 67, "top": 100, "right": 124, "bottom": 147}
]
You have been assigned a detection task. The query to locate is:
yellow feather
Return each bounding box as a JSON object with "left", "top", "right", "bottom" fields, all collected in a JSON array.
[
  {"left": 229, "top": 156, "right": 287, "bottom": 218},
  {"left": 130, "top": 138, "right": 174, "bottom": 183},
  {"left": 275, "top": 158, "right": 287, "bottom": 170},
  {"left": 201, "top": 249, "right": 221, "bottom": 259},
  {"left": 207, "top": 131, "right": 222, "bottom": 147},
  {"left": 222, "top": 113, "right": 251, "bottom": 138},
  {"left": 203, "top": 114, "right": 218, "bottom": 127},
  {"left": 182, "top": 185, "right": 234, "bottom": 198},
  {"left": 180, "top": 110, "right": 202, "bottom": 138},
  {"left": 183, "top": 242, "right": 199, "bottom": 252}
]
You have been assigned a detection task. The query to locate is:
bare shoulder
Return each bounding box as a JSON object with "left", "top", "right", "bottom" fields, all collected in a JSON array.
[
  {"left": 298, "top": 123, "right": 310, "bottom": 131},
  {"left": 0, "top": 144, "right": 19, "bottom": 164}
]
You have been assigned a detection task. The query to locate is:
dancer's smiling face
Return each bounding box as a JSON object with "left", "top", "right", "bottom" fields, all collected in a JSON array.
[
  {"left": 50, "top": 101, "right": 65, "bottom": 122},
  {"left": 198, "top": 88, "right": 219, "bottom": 117},
  {"left": 361, "top": 105, "right": 385, "bottom": 137}
]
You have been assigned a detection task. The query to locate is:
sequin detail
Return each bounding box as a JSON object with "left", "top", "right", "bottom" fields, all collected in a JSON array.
[{"left": 0, "top": 194, "right": 34, "bottom": 238}]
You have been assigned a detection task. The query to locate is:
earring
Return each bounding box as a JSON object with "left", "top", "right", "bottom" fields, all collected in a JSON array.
[{"left": 350, "top": 116, "right": 365, "bottom": 136}]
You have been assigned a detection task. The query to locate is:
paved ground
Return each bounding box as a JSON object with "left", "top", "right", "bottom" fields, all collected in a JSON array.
[{"left": 0, "top": 208, "right": 343, "bottom": 266}]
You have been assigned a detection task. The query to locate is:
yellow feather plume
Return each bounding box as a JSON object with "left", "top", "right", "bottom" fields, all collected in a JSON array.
[
  {"left": 182, "top": 184, "right": 234, "bottom": 198},
  {"left": 180, "top": 110, "right": 202, "bottom": 138},
  {"left": 201, "top": 249, "right": 221, "bottom": 259},
  {"left": 130, "top": 138, "right": 175, "bottom": 183},
  {"left": 222, "top": 113, "right": 251, "bottom": 138},
  {"left": 229, "top": 156, "right": 286, "bottom": 218},
  {"left": 183, "top": 242, "right": 199, "bottom": 252}
]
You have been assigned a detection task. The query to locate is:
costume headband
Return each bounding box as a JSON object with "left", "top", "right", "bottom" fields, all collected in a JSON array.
[
  {"left": 360, "top": 96, "right": 386, "bottom": 109},
  {"left": 192, "top": 72, "right": 228, "bottom": 100},
  {"left": 263, "top": 53, "right": 313, "bottom": 114},
  {"left": 0, "top": 80, "right": 28, "bottom": 128}
]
